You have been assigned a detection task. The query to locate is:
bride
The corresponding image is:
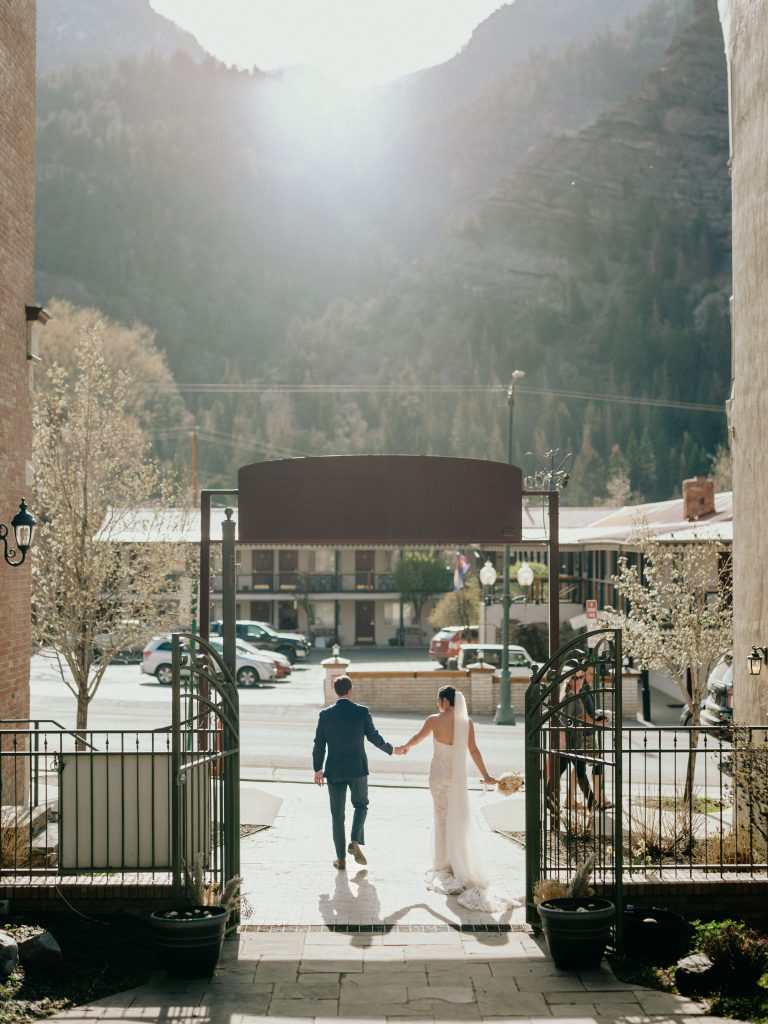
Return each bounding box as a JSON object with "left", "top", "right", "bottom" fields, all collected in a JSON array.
[{"left": 401, "top": 685, "right": 508, "bottom": 912}]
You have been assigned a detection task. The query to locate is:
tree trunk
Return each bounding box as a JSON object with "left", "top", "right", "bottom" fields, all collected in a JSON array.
[
  {"left": 75, "top": 693, "right": 90, "bottom": 752},
  {"left": 684, "top": 726, "right": 700, "bottom": 807}
]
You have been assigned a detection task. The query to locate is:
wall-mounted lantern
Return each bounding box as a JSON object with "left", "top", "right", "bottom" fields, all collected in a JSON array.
[
  {"left": 747, "top": 646, "right": 768, "bottom": 676},
  {"left": 0, "top": 497, "right": 36, "bottom": 567},
  {"left": 25, "top": 304, "right": 51, "bottom": 362}
]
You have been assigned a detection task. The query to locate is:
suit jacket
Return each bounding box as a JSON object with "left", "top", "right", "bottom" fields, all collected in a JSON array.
[{"left": 312, "top": 699, "right": 393, "bottom": 780}]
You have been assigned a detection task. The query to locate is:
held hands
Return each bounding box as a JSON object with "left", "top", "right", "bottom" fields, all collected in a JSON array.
[
  {"left": 394, "top": 745, "right": 409, "bottom": 756},
  {"left": 314, "top": 771, "right": 325, "bottom": 786}
]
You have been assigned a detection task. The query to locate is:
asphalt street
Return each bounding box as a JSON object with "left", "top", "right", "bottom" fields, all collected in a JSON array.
[
  {"left": 28, "top": 648, "right": 527, "bottom": 784},
  {"left": 28, "top": 647, "right": 722, "bottom": 791}
]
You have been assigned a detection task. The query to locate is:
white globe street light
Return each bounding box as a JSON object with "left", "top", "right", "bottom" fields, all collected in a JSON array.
[
  {"left": 479, "top": 560, "right": 498, "bottom": 588},
  {"left": 516, "top": 561, "right": 534, "bottom": 589}
]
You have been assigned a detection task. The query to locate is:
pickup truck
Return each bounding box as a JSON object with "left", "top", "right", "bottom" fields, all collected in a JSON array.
[{"left": 447, "top": 642, "right": 537, "bottom": 677}]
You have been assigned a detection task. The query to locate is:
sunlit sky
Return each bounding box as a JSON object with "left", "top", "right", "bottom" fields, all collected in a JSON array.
[{"left": 150, "top": 1, "right": 508, "bottom": 90}]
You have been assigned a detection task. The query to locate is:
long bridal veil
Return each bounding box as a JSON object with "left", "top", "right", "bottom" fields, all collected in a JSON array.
[
  {"left": 445, "top": 691, "right": 492, "bottom": 906},
  {"left": 426, "top": 691, "right": 521, "bottom": 913}
]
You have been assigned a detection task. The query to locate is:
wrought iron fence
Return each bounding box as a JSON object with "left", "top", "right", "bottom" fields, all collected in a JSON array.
[
  {"left": 0, "top": 723, "right": 175, "bottom": 881},
  {"left": 525, "top": 713, "right": 768, "bottom": 897},
  {"left": 0, "top": 634, "right": 240, "bottom": 905},
  {"left": 622, "top": 724, "right": 768, "bottom": 878}
]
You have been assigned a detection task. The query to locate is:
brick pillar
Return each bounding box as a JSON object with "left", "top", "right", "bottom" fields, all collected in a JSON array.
[
  {"left": 322, "top": 654, "right": 352, "bottom": 704},
  {"left": 468, "top": 664, "right": 495, "bottom": 715}
]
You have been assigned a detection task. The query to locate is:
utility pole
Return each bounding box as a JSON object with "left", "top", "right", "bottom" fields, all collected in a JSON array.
[{"left": 496, "top": 370, "right": 525, "bottom": 726}]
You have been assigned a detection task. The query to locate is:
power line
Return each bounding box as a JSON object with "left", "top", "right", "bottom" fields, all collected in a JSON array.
[{"left": 138, "top": 381, "right": 725, "bottom": 414}]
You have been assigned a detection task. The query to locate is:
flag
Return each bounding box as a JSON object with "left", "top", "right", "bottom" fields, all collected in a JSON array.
[{"left": 453, "top": 551, "right": 469, "bottom": 591}]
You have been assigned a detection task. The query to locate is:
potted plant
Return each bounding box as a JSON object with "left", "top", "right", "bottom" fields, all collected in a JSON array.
[
  {"left": 150, "top": 855, "right": 245, "bottom": 979},
  {"left": 534, "top": 857, "right": 615, "bottom": 970}
]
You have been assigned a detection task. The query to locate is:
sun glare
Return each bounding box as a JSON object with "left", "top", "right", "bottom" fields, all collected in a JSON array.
[{"left": 150, "top": 0, "right": 507, "bottom": 90}]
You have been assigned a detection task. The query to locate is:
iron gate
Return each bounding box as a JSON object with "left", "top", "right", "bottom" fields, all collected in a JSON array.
[
  {"left": 171, "top": 632, "right": 240, "bottom": 916},
  {"left": 524, "top": 628, "right": 624, "bottom": 947}
]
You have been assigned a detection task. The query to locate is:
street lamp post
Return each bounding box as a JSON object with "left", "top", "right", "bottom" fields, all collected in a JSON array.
[
  {"left": 523, "top": 449, "right": 574, "bottom": 658},
  {"left": 496, "top": 370, "right": 525, "bottom": 726}
]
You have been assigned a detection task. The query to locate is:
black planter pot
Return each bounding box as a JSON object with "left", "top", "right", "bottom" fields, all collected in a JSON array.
[
  {"left": 150, "top": 906, "right": 228, "bottom": 979},
  {"left": 537, "top": 898, "right": 615, "bottom": 970},
  {"left": 623, "top": 906, "right": 688, "bottom": 964}
]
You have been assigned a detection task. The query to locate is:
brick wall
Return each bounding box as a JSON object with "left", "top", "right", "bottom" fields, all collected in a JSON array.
[
  {"left": 0, "top": 4, "right": 37, "bottom": 792},
  {"left": 324, "top": 667, "right": 502, "bottom": 716},
  {"left": 322, "top": 667, "right": 641, "bottom": 720}
]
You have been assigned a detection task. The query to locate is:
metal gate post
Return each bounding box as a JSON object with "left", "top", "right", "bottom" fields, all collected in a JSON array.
[
  {"left": 613, "top": 630, "right": 624, "bottom": 954},
  {"left": 221, "top": 509, "right": 241, "bottom": 900},
  {"left": 171, "top": 633, "right": 183, "bottom": 905},
  {"left": 524, "top": 678, "right": 543, "bottom": 926}
]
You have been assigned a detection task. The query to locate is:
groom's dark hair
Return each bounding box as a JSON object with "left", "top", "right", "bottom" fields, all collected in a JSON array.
[{"left": 334, "top": 675, "right": 352, "bottom": 696}]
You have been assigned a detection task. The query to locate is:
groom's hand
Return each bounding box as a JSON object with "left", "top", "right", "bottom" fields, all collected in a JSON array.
[
  {"left": 314, "top": 771, "right": 325, "bottom": 786},
  {"left": 394, "top": 745, "right": 408, "bottom": 756}
]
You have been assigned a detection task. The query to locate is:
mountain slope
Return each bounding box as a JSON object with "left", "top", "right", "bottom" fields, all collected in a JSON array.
[
  {"left": 380, "top": 0, "right": 656, "bottom": 121},
  {"left": 37, "top": 0, "right": 209, "bottom": 73},
  {"left": 35, "top": 0, "right": 690, "bottom": 381},
  {"left": 283, "top": 0, "right": 731, "bottom": 501}
]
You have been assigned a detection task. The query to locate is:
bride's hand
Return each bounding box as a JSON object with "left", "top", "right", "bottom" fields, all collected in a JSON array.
[{"left": 482, "top": 775, "right": 497, "bottom": 786}]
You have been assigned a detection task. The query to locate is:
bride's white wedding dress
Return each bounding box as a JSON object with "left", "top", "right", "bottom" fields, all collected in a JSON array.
[{"left": 426, "top": 692, "right": 517, "bottom": 913}]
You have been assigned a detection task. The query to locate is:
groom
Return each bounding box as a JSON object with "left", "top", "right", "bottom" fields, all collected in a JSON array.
[{"left": 313, "top": 675, "right": 405, "bottom": 869}]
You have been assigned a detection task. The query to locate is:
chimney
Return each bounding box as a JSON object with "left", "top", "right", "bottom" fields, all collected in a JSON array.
[{"left": 682, "top": 476, "right": 715, "bottom": 520}]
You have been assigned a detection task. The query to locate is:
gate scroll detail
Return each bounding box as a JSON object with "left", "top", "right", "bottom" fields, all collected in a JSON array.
[{"left": 524, "top": 628, "right": 624, "bottom": 950}]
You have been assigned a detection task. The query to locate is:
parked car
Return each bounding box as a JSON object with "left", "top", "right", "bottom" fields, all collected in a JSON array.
[
  {"left": 446, "top": 642, "right": 536, "bottom": 675},
  {"left": 701, "top": 653, "right": 733, "bottom": 729},
  {"left": 428, "top": 625, "right": 479, "bottom": 667},
  {"left": 141, "top": 635, "right": 277, "bottom": 686},
  {"left": 93, "top": 620, "right": 146, "bottom": 664},
  {"left": 210, "top": 620, "right": 310, "bottom": 663},
  {"left": 206, "top": 637, "right": 278, "bottom": 686},
  {"left": 679, "top": 653, "right": 733, "bottom": 728},
  {"left": 208, "top": 635, "right": 291, "bottom": 681}
]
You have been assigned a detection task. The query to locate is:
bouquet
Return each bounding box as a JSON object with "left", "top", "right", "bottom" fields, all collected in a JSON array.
[{"left": 496, "top": 771, "right": 524, "bottom": 796}]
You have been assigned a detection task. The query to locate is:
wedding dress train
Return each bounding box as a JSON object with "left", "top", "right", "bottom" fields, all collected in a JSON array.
[{"left": 426, "top": 692, "right": 518, "bottom": 913}]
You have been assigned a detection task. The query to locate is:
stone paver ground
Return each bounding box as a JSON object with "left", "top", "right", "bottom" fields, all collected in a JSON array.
[
  {"left": 47, "top": 778, "right": 737, "bottom": 1023},
  {"left": 239, "top": 780, "right": 525, "bottom": 926}
]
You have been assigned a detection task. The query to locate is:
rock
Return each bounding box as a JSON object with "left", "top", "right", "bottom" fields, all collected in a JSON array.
[
  {"left": 0, "top": 931, "right": 19, "bottom": 981},
  {"left": 674, "top": 952, "right": 718, "bottom": 996},
  {"left": 17, "top": 929, "right": 63, "bottom": 973}
]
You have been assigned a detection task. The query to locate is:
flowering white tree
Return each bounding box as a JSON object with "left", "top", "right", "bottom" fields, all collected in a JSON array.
[
  {"left": 602, "top": 521, "right": 732, "bottom": 802},
  {"left": 33, "top": 328, "right": 187, "bottom": 735}
]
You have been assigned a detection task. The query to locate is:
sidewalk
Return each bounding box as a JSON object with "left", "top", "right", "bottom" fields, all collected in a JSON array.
[{"left": 49, "top": 779, "right": 732, "bottom": 1023}]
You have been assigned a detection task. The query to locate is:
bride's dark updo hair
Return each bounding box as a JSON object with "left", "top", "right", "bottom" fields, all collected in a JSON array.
[{"left": 438, "top": 685, "right": 456, "bottom": 706}]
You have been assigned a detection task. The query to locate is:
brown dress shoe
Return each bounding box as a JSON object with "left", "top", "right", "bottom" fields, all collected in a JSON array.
[
  {"left": 333, "top": 858, "right": 346, "bottom": 870},
  {"left": 348, "top": 842, "right": 367, "bottom": 865}
]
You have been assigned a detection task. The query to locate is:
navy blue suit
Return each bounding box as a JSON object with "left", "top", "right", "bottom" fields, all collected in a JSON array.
[{"left": 313, "top": 699, "right": 393, "bottom": 859}]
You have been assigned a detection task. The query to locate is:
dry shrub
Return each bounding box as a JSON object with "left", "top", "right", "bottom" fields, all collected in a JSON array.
[
  {"left": 0, "top": 809, "right": 31, "bottom": 868},
  {"left": 562, "top": 800, "right": 594, "bottom": 839},
  {"left": 695, "top": 829, "right": 768, "bottom": 866},
  {"left": 533, "top": 878, "right": 568, "bottom": 904},
  {"left": 533, "top": 857, "right": 596, "bottom": 904},
  {"left": 183, "top": 852, "right": 249, "bottom": 915},
  {"left": 625, "top": 788, "right": 704, "bottom": 863}
]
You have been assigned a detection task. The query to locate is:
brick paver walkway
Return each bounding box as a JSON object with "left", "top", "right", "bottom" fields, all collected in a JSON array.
[{"left": 48, "top": 777, "right": 736, "bottom": 1023}]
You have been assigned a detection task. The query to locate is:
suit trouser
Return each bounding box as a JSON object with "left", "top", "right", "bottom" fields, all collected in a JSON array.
[{"left": 327, "top": 776, "right": 369, "bottom": 860}]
